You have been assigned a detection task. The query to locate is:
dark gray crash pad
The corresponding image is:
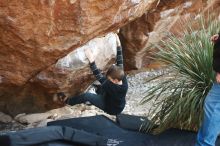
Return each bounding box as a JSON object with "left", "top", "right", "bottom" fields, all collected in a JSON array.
[
  {"left": 1, "top": 115, "right": 220, "bottom": 146},
  {"left": 47, "top": 115, "right": 220, "bottom": 146}
]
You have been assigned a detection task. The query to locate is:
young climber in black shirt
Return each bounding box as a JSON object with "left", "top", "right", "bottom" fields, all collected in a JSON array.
[{"left": 56, "top": 34, "right": 128, "bottom": 115}]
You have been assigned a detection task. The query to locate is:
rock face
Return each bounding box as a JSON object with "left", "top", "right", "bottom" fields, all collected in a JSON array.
[
  {"left": 0, "top": 0, "right": 159, "bottom": 115},
  {"left": 0, "top": 0, "right": 156, "bottom": 87},
  {"left": 3, "top": 32, "right": 118, "bottom": 116},
  {"left": 120, "top": 0, "right": 220, "bottom": 70}
]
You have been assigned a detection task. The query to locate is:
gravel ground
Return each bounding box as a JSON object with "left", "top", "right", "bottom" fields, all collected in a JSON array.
[{"left": 0, "top": 69, "right": 164, "bottom": 133}]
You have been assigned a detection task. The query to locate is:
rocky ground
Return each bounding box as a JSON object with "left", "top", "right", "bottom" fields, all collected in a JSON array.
[{"left": 0, "top": 69, "right": 164, "bottom": 133}]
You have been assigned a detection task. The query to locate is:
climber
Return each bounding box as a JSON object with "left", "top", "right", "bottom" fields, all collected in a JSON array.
[{"left": 55, "top": 34, "right": 128, "bottom": 115}]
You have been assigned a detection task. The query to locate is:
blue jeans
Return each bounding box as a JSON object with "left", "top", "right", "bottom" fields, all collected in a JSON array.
[
  {"left": 66, "top": 93, "right": 106, "bottom": 111},
  {"left": 195, "top": 83, "right": 220, "bottom": 146}
]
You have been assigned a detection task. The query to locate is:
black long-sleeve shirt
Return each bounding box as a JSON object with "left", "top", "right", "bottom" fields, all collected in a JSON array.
[
  {"left": 89, "top": 46, "right": 128, "bottom": 115},
  {"left": 213, "top": 33, "right": 220, "bottom": 73}
]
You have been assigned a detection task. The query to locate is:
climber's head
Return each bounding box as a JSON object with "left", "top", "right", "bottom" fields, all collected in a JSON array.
[{"left": 106, "top": 64, "right": 124, "bottom": 84}]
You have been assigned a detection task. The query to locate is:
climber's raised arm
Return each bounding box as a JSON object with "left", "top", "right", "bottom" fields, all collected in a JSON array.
[
  {"left": 84, "top": 48, "right": 106, "bottom": 84},
  {"left": 115, "top": 35, "right": 124, "bottom": 70}
]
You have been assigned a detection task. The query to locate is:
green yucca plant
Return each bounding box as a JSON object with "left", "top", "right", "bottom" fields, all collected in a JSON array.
[{"left": 141, "top": 16, "right": 220, "bottom": 134}]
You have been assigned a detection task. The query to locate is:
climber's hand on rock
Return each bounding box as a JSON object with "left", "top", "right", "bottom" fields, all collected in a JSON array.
[
  {"left": 85, "top": 48, "right": 95, "bottom": 63},
  {"left": 115, "top": 34, "right": 121, "bottom": 47},
  {"left": 116, "top": 29, "right": 120, "bottom": 34}
]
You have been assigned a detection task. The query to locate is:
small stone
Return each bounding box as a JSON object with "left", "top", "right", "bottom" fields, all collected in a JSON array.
[{"left": 0, "top": 112, "right": 13, "bottom": 123}]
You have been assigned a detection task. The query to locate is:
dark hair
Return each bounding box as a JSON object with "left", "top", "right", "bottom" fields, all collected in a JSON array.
[{"left": 106, "top": 65, "right": 124, "bottom": 81}]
